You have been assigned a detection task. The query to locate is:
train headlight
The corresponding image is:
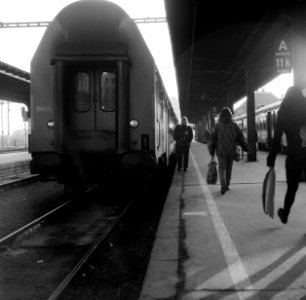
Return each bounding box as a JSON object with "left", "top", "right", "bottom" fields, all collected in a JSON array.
[
  {"left": 47, "top": 120, "right": 55, "bottom": 129},
  {"left": 129, "top": 119, "right": 139, "bottom": 128}
]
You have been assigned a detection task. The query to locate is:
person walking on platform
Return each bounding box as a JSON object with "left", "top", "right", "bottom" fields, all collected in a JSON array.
[
  {"left": 209, "top": 107, "right": 248, "bottom": 195},
  {"left": 174, "top": 116, "right": 193, "bottom": 172},
  {"left": 267, "top": 86, "right": 306, "bottom": 224}
]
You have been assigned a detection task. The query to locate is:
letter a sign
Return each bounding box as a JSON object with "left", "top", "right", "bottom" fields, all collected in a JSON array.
[{"left": 275, "top": 38, "right": 292, "bottom": 73}]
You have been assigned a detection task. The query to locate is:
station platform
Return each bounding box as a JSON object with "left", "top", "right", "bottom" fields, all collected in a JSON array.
[
  {"left": 0, "top": 151, "right": 31, "bottom": 176},
  {"left": 140, "top": 142, "right": 306, "bottom": 300}
]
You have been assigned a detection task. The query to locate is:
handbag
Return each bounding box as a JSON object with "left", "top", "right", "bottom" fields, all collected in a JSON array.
[
  {"left": 233, "top": 147, "right": 240, "bottom": 162},
  {"left": 262, "top": 168, "right": 275, "bottom": 218},
  {"left": 207, "top": 158, "right": 218, "bottom": 184}
]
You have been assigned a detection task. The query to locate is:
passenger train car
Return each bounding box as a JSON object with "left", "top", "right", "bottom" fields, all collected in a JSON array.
[
  {"left": 195, "top": 100, "right": 287, "bottom": 152},
  {"left": 29, "top": 0, "right": 178, "bottom": 191},
  {"left": 234, "top": 100, "right": 287, "bottom": 152}
]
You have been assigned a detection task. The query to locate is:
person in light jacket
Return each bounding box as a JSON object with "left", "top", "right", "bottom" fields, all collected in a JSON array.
[
  {"left": 209, "top": 107, "right": 249, "bottom": 195},
  {"left": 267, "top": 86, "right": 306, "bottom": 224}
]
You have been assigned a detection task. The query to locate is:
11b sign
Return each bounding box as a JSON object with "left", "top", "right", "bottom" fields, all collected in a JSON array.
[{"left": 275, "top": 39, "right": 292, "bottom": 73}]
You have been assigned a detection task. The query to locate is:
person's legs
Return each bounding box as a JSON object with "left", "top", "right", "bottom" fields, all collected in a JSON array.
[
  {"left": 183, "top": 147, "right": 190, "bottom": 171},
  {"left": 225, "top": 156, "right": 234, "bottom": 190},
  {"left": 278, "top": 168, "right": 301, "bottom": 223},
  {"left": 218, "top": 156, "right": 227, "bottom": 194},
  {"left": 283, "top": 168, "right": 301, "bottom": 215},
  {"left": 176, "top": 148, "right": 182, "bottom": 171}
]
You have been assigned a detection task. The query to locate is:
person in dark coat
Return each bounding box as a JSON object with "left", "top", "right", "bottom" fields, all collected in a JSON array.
[
  {"left": 174, "top": 116, "right": 193, "bottom": 171},
  {"left": 209, "top": 107, "right": 249, "bottom": 195},
  {"left": 267, "top": 86, "right": 306, "bottom": 224}
]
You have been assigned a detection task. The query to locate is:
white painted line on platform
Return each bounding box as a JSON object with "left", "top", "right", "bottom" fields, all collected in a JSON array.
[
  {"left": 191, "top": 152, "right": 258, "bottom": 300},
  {"left": 183, "top": 211, "right": 208, "bottom": 216}
]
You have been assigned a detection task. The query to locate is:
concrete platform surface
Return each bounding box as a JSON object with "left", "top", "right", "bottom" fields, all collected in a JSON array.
[{"left": 140, "top": 142, "right": 306, "bottom": 300}]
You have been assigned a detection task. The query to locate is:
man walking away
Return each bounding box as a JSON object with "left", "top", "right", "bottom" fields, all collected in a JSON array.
[{"left": 174, "top": 116, "right": 193, "bottom": 172}]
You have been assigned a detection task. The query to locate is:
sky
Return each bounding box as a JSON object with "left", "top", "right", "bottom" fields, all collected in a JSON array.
[
  {"left": 233, "top": 72, "right": 293, "bottom": 111},
  {"left": 0, "top": 0, "right": 180, "bottom": 134}
]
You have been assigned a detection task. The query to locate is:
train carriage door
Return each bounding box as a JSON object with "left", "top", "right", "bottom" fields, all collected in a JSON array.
[{"left": 67, "top": 65, "right": 116, "bottom": 153}]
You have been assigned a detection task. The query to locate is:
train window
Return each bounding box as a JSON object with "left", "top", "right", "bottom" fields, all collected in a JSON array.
[
  {"left": 74, "top": 73, "right": 90, "bottom": 112},
  {"left": 100, "top": 72, "right": 116, "bottom": 112}
]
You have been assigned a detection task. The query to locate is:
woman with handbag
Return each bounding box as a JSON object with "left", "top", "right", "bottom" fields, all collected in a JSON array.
[
  {"left": 209, "top": 107, "right": 249, "bottom": 195},
  {"left": 267, "top": 86, "right": 306, "bottom": 224}
]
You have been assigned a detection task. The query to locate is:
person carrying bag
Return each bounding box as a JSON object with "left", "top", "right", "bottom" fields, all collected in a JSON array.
[
  {"left": 267, "top": 86, "right": 306, "bottom": 224},
  {"left": 208, "top": 107, "right": 249, "bottom": 195}
]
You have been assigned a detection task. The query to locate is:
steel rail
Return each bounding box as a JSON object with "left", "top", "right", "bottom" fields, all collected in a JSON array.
[
  {"left": 0, "top": 199, "right": 73, "bottom": 245},
  {"left": 0, "top": 186, "right": 95, "bottom": 245},
  {"left": 48, "top": 199, "right": 134, "bottom": 300},
  {"left": 0, "top": 174, "right": 39, "bottom": 189}
]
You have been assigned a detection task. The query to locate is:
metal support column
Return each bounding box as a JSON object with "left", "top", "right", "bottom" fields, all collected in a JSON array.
[
  {"left": 0, "top": 101, "right": 3, "bottom": 149},
  {"left": 245, "top": 67, "right": 257, "bottom": 161}
]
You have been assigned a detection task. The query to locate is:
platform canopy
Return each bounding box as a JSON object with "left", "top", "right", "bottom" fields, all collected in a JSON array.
[
  {"left": 165, "top": 0, "right": 304, "bottom": 122},
  {"left": 0, "top": 61, "right": 30, "bottom": 106}
]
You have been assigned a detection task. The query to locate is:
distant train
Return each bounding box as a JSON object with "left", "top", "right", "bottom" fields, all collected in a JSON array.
[
  {"left": 234, "top": 100, "right": 287, "bottom": 152},
  {"left": 29, "top": 0, "right": 178, "bottom": 192},
  {"left": 195, "top": 100, "right": 287, "bottom": 152}
]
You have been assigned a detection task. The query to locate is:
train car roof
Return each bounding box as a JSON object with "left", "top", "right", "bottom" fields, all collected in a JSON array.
[{"left": 234, "top": 100, "right": 282, "bottom": 120}]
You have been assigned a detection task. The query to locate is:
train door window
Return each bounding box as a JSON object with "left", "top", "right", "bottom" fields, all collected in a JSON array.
[
  {"left": 100, "top": 72, "right": 116, "bottom": 112},
  {"left": 73, "top": 73, "right": 90, "bottom": 112}
]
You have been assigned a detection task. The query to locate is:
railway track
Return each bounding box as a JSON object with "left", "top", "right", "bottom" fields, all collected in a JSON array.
[
  {"left": 0, "top": 173, "right": 39, "bottom": 190},
  {"left": 0, "top": 187, "right": 133, "bottom": 300}
]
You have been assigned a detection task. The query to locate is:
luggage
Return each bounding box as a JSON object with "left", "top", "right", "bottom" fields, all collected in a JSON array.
[
  {"left": 262, "top": 168, "right": 275, "bottom": 218},
  {"left": 207, "top": 158, "right": 218, "bottom": 184},
  {"left": 233, "top": 146, "right": 241, "bottom": 162}
]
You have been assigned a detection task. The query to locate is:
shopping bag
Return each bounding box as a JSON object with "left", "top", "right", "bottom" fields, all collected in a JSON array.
[
  {"left": 262, "top": 168, "right": 275, "bottom": 218},
  {"left": 233, "top": 147, "right": 240, "bottom": 162},
  {"left": 207, "top": 159, "right": 218, "bottom": 184}
]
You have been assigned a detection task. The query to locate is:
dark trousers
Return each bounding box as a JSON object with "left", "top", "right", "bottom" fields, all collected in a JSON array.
[
  {"left": 176, "top": 146, "right": 190, "bottom": 169},
  {"left": 283, "top": 168, "right": 306, "bottom": 216},
  {"left": 217, "top": 155, "right": 234, "bottom": 188}
]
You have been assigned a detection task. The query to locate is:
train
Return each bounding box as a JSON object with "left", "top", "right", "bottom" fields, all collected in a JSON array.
[
  {"left": 195, "top": 99, "right": 287, "bottom": 153},
  {"left": 29, "top": 0, "right": 178, "bottom": 192},
  {"left": 234, "top": 100, "right": 287, "bottom": 152}
]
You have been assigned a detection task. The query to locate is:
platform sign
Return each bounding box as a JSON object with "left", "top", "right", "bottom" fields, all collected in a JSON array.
[{"left": 275, "top": 38, "right": 292, "bottom": 73}]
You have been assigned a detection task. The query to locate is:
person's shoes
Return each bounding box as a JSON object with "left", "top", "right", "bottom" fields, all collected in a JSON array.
[
  {"left": 177, "top": 167, "right": 181, "bottom": 172},
  {"left": 225, "top": 186, "right": 230, "bottom": 191},
  {"left": 221, "top": 186, "right": 227, "bottom": 195},
  {"left": 184, "top": 167, "right": 187, "bottom": 172},
  {"left": 278, "top": 208, "right": 288, "bottom": 224}
]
